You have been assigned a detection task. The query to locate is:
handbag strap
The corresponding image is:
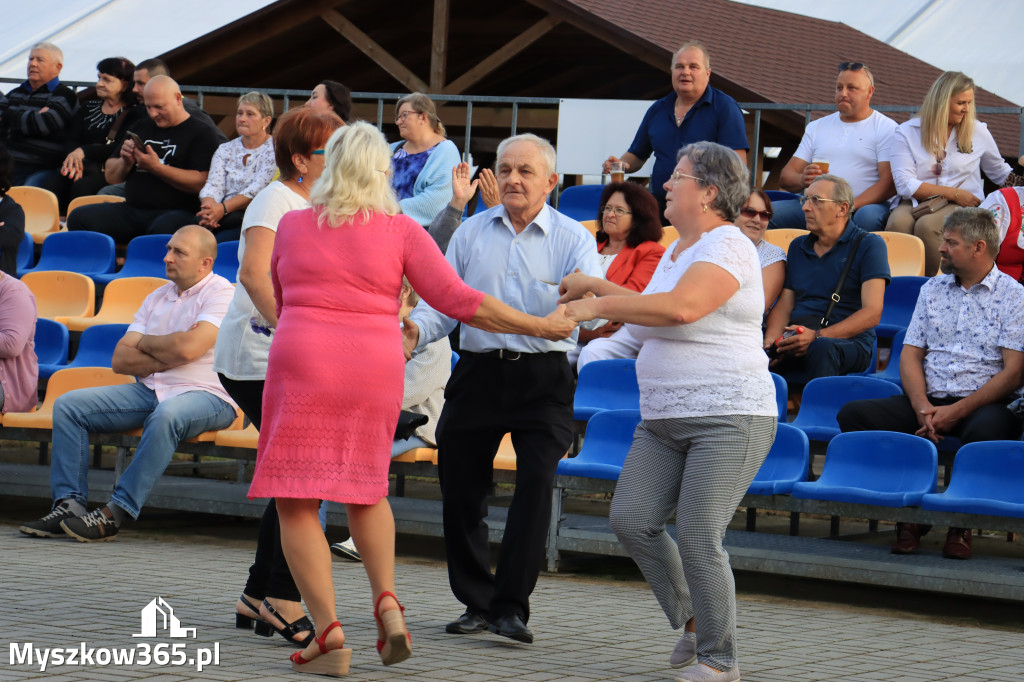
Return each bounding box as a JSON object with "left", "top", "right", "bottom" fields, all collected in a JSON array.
[
  {"left": 105, "top": 107, "right": 132, "bottom": 143},
  {"left": 819, "top": 230, "right": 867, "bottom": 329}
]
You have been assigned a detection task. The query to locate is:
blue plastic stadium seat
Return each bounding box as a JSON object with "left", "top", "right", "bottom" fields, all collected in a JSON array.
[
  {"left": 573, "top": 358, "right": 640, "bottom": 422},
  {"left": 214, "top": 241, "right": 240, "bottom": 283},
  {"left": 849, "top": 336, "right": 878, "bottom": 377},
  {"left": 747, "top": 423, "right": 810, "bottom": 495},
  {"left": 790, "top": 376, "right": 903, "bottom": 442},
  {"left": 16, "top": 231, "right": 34, "bottom": 277},
  {"left": 876, "top": 276, "right": 927, "bottom": 340},
  {"left": 764, "top": 190, "right": 802, "bottom": 203},
  {"left": 557, "top": 409, "right": 641, "bottom": 480},
  {"left": 866, "top": 328, "right": 905, "bottom": 388},
  {"left": 771, "top": 372, "right": 787, "bottom": 420},
  {"left": 19, "top": 230, "right": 116, "bottom": 277},
  {"left": 64, "top": 323, "right": 129, "bottom": 369},
  {"left": 557, "top": 185, "right": 604, "bottom": 222},
  {"left": 920, "top": 441, "right": 1024, "bottom": 517},
  {"left": 92, "top": 234, "right": 172, "bottom": 286},
  {"left": 450, "top": 350, "right": 459, "bottom": 371},
  {"left": 35, "top": 318, "right": 70, "bottom": 379},
  {"left": 791, "top": 431, "right": 938, "bottom": 507}
]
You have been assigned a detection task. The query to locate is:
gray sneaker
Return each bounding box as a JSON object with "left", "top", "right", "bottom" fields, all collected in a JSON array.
[
  {"left": 60, "top": 508, "right": 119, "bottom": 542},
  {"left": 670, "top": 631, "right": 697, "bottom": 668},
  {"left": 19, "top": 503, "right": 76, "bottom": 538},
  {"left": 674, "top": 664, "right": 740, "bottom": 682}
]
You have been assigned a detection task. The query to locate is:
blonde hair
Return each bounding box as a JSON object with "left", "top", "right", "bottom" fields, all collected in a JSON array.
[
  {"left": 919, "top": 71, "right": 976, "bottom": 157},
  {"left": 395, "top": 92, "right": 446, "bottom": 137},
  {"left": 310, "top": 121, "right": 400, "bottom": 228},
  {"left": 238, "top": 91, "right": 274, "bottom": 119}
]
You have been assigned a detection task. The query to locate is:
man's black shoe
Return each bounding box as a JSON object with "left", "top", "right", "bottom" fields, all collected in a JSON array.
[
  {"left": 445, "top": 611, "right": 489, "bottom": 634},
  {"left": 60, "top": 508, "right": 119, "bottom": 542},
  {"left": 488, "top": 614, "right": 533, "bottom": 644},
  {"left": 19, "top": 503, "right": 76, "bottom": 538}
]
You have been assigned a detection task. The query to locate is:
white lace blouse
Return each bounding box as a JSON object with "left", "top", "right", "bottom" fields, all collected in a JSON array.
[
  {"left": 199, "top": 136, "right": 277, "bottom": 202},
  {"left": 579, "top": 225, "right": 777, "bottom": 419}
]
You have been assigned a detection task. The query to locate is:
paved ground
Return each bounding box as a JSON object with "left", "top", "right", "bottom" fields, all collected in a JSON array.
[{"left": 3, "top": 524, "right": 1024, "bottom": 681}]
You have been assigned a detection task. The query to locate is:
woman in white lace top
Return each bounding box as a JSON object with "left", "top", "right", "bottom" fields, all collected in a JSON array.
[
  {"left": 197, "top": 91, "right": 277, "bottom": 242},
  {"left": 560, "top": 142, "right": 776, "bottom": 682}
]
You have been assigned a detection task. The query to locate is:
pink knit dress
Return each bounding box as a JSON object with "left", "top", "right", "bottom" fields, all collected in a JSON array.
[{"left": 248, "top": 208, "right": 483, "bottom": 504}]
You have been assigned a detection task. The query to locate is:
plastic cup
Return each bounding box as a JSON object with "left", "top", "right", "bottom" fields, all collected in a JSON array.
[{"left": 610, "top": 161, "right": 626, "bottom": 184}]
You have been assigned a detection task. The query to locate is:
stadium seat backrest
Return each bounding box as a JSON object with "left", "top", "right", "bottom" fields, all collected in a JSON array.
[
  {"left": 65, "top": 194, "right": 125, "bottom": 221},
  {"left": 750, "top": 422, "right": 809, "bottom": 494},
  {"left": 938, "top": 442, "right": 1024, "bottom": 505},
  {"left": 764, "top": 190, "right": 802, "bottom": 203},
  {"left": 557, "top": 185, "right": 604, "bottom": 222},
  {"left": 814, "top": 431, "right": 937, "bottom": 497},
  {"left": 790, "top": 375, "right": 903, "bottom": 441},
  {"left": 1, "top": 367, "right": 134, "bottom": 428},
  {"left": 65, "top": 277, "right": 168, "bottom": 332},
  {"left": 34, "top": 318, "right": 69, "bottom": 366},
  {"left": 573, "top": 358, "right": 640, "bottom": 421},
  {"left": 8, "top": 186, "right": 59, "bottom": 243},
  {"left": 21, "top": 230, "right": 116, "bottom": 276},
  {"left": 16, "top": 231, "right": 34, "bottom": 274},
  {"left": 92, "top": 234, "right": 172, "bottom": 285},
  {"left": 877, "top": 232, "right": 926, "bottom": 277},
  {"left": 659, "top": 226, "right": 679, "bottom": 248},
  {"left": 214, "top": 241, "right": 240, "bottom": 282},
  {"left": 66, "top": 324, "right": 130, "bottom": 369},
  {"left": 877, "top": 276, "right": 927, "bottom": 338},
  {"left": 867, "top": 328, "right": 906, "bottom": 387},
  {"left": 771, "top": 372, "right": 787, "bottom": 420},
  {"left": 579, "top": 220, "right": 599, "bottom": 237},
  {"left": 22, "top": 270, "right": 95, "bottom": 322},
  {"left": 762, "top": 228, "right": 808, "bottom": 252},
  {"left": 557, "top": 408, "right": 641, "bottom": 480}
]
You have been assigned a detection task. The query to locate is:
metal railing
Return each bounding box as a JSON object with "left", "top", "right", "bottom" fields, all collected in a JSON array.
[{"left": 5, "top": 77, "right": 1023, "bottom": 162}]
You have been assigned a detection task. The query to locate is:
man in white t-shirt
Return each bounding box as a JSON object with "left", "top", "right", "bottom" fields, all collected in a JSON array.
[{"left": 771, "top": 63, "right": 897, "bottom": 232}]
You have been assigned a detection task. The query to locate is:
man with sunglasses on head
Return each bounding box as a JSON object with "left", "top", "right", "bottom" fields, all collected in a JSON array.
[
  {"left": 764, "top": 175, "right": 890, "bottom": 385},
  {"left": 772, "top": 62, "right": 897, "bottom": 232}
]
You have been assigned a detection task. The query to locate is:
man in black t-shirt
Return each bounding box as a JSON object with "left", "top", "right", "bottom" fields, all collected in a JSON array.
[{"left": 67, "top": 76, "right": 220, "bottom": 243}]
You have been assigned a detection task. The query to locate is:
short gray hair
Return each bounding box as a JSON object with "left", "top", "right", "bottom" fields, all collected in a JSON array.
[
  {"left": 944, "top": 207, "right": 999, "bottom": 259},
  {"left": 495, "top": 133, "right": 556, "bottom": 176},
  {"left": 677, "top": 141, "right": 749, "bottom": 222},
  {"left": 238, "top": 91, "right": 274, "bottom": 119},
  {"left": 812, "top": 173, "right": 854, "bottom": 217},
  {"left": 31, "top": 42, "right": 63, "bottom": 62},
  {"left": 672, "top": 41, "right": 710, "bottom": 70}
]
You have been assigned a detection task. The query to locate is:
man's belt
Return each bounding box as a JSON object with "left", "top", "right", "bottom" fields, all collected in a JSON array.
[{"left": 461, "top": 349, "right": 566, "bottom": 361}]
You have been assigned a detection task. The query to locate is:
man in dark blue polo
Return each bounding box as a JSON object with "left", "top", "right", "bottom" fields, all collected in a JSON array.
[
  {"left": 763, "top": 174, "right": 889, "bottom": 385},
  {"left": 603, "top": 41, "right": 748, "bottom": 215}
]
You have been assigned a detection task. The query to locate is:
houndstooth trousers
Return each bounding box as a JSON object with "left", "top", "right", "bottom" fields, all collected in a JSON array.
[{"left": 609, "top": 414, "right": 776, "bottom": 671}]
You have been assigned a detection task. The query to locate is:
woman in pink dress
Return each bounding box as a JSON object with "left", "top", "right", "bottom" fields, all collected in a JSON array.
[{"left": 248, "top": 121, "right": 577, "bottom": 677}]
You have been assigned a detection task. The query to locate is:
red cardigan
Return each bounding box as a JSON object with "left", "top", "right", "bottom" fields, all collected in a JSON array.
[{"left": 599, "top": 239, "right": 665, "bottom": 292}]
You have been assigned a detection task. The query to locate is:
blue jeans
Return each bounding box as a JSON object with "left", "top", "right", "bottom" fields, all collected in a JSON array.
[
  {"left": 768, "top": 199, "right": 890, "bottom": 232},
  {"left": 50, "top": 382, "right": 236, "bottom": 518},
  {"left": 318, "top": 435, "right": 431, "bottom": 530}
]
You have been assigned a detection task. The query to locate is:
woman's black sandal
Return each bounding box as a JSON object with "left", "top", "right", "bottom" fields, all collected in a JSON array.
[
  {"left": 262, "top": 599, "right": 315, "bottom": 647},
  {"left": 236, "top": 594, "right": 271, "bottom": 636}
]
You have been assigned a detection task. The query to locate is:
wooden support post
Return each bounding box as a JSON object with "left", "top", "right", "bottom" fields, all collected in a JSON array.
[{"left": 430, "top": 0, "right": 450, "bottom": 92}]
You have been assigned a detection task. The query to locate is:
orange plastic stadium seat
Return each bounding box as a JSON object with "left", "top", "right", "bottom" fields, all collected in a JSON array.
[
  {"left": 763, "top": 228, "right": 809, "bottom": 252},
  {"left": 21, "top": 271, "right": 95, "bottom": 323},
  {"left": 0, "top": 367, "right": 135, "bottom": 430},
  {"left": 579, "top": 220, "right": 599, "bottom": 237},
  {"left": 492, "top": 433, "right": 569, "bottom": 470},
  {"left": 660, "top": 225, "right": 679, "bottom": 247},
  {"left": 214, "top": 423, "right": 259, "bottom": 449},
  {"left": 65, "top": 194, "right": 125, "bottom": 222},
  {"left": 877, "top": 231, "right": 927, "bottom": 277},
  {"left": 64, "top": 277, "right": 169, "bottom": 332},
  {"left": 8, "top": 186, "right": 60, "bottom": 243},
  {"left": 391, "top": 447, "right": 438, "bottom": 463}
]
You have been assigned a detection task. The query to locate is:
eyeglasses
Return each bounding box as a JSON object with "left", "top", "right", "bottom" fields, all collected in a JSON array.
[
  {"left": 838, "top": 62, "right": 865, "bottom": 72},
  {"left": 670, "top": 170, "right": 703, "bottom": 184},
  {"left": 601, "top": 205, "right": 632, "bottom": 217},
  {"left": 395, "top": 111, "right": 418, "bottom": 123},
  {"left": 799, "top": 194, "right": 842, "bottom": 207},
  {"left": 312, "top": 149, "right": 324, "bottom": 155},
  {"left": 740, "top": 207, "right": 772, "bottom": 221},
  {"left": 930, "top": 150, "right": 947, "bottom": 177}
]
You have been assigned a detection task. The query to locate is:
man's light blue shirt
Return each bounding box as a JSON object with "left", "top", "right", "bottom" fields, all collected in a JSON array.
[{"left": 410, "top": 202, "right": 604, "bottom": 353}]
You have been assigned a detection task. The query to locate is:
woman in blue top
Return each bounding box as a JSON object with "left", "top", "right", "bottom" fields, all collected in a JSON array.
[{"left": 390, "top": 93, "right": 460, "bottom": 226}]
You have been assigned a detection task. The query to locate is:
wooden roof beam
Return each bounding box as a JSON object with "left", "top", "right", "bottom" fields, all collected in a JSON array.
[
  {"left": 320, "top": 8, "right": 428, "bottom": 93},
  {"left": 442, "top": 15, "right": 561, "bottom": 96},
  {"left": 430, "top": 0, "right": 450, "bottom": 92}
]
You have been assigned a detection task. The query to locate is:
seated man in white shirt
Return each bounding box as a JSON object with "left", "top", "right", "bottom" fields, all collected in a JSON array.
[
  {"left": 19, "top": 225, "right": 237, "bottom": 542},
  {"left": 838, "top": 208, "right": 1024, "bottom": 560},
  {"left": 772, "top": 62, "right": 897, "bottom": 232}
]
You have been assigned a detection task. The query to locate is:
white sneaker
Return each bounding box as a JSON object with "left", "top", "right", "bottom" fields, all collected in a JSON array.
[
  {"left": 675, "top": 664, "right": 740, "bottom": 682},
  {"left": 329, "top": 537, "right": 361, "bottom": 562}
]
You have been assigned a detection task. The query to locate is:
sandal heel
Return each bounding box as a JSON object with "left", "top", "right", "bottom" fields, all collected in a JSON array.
[
  {"left": 235, "top": 613, "right": 255, "bottom": 629},
  {"left": 290, "top": 647, "right": 350, "bottom": 676},
  {"left": 254, "top": 620, "right": 274, "bottom": 637},
  {"left": 379, "top": 609, "right": 412, "bottom": 665}
]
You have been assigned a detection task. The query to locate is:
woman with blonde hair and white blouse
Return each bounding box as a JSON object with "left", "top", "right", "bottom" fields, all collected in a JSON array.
[
  {"left": 886, "top": 71, "right": 1011, "bottom": 274},
  {"left": 197, "top": 91, "right": 277, "bottom": 242}
]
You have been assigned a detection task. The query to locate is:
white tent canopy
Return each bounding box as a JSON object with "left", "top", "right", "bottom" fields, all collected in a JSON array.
[
  {"left": 734, "top": 0, "right": 1024, "bottom": 107},
  {"left": 0, "top": 0, "right": 274, "bottom": 85}
]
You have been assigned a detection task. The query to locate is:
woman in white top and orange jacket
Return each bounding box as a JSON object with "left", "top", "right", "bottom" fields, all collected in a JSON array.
[{"left": 886, "top": 71, "right": 1011, "bottom": 275}]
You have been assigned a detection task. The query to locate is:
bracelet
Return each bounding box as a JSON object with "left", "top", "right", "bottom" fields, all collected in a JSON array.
[
  {"left": 954, "top": 189, "right": 959, "bottom": 202},
  {"left": 221, "top": 202, "right": 230, "bottom": 216}
]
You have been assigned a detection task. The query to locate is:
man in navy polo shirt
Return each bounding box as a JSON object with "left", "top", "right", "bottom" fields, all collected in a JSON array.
[
  {"left": 603, "top": 41, "right": 748, "bottom": 216},
  {"left": 764, "top": 174, "right": 889, "bottom": 385}
]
